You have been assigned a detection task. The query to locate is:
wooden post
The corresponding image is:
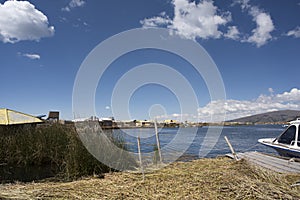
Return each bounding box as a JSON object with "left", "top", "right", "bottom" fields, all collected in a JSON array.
[
  {"left": 154, "top": 120, "right": 162, "bottom": 163},
  {"left": 137, "top": 136, "right": 145, "bottom": 181},
  {"left": 5, "top": 109, "right": 9, "bottom": 125},
  {"left": 224, "top": 136, "right": 239, "bottom": 161}
]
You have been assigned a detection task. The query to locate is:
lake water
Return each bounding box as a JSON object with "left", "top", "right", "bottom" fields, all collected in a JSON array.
[{"left": 113, "top": 125, "right": 284, "bottom": 162}]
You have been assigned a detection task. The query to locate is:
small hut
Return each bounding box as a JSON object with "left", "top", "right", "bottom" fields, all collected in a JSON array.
[{"left": 47, "top": 111, "right": 60, "bottom": 123}]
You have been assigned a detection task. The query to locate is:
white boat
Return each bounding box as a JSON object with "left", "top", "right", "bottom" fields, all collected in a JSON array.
[{"left": 258, "top": 118, "right": 300, "bottom": 158}]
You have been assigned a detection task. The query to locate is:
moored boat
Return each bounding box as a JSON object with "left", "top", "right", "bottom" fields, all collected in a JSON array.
[{"left": 258, "top": 118, "right": 300, "bottom": 158}]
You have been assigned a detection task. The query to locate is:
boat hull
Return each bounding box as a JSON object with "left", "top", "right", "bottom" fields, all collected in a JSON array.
[{"left": 258, "top": 138, "right": 300, "bottom": 158}]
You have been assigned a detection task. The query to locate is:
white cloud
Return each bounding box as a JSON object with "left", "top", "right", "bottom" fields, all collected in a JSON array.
[
  {"left": 197, "top": 88, "right": 300, "bottom": 122},
  {"left": 62, "top": 0, "right": 85, "bottom": 12},
  {"left": 235, "top": 0, "right": 250, "bottom": 10},
  {"left": 246, "top": 9, "right": 274, "bottom": 47},
  {"left": 236, "top": 1, "right": 275, "bottom": 47},
  {"left": 268, "top": 87, "right": 274, "bottom": 94},
  {"left": 153, "top": 88, "right": 300, "bottom": 122},
  {"left": 141, "top": 12, "right": 172, "bottom": 28},
  {"left": 275, "top": 88, "right": 300, "bottom": 102},
  {"left": 23, "top": 53, "right": 40, "bottom": 60},
  {"left": 0, "top": 1, "right": 54, "bottom": 44},
  {"left": 286, "top": 27, "right": 300, "bottom": 38},
  {"left": 224, "top": 26, "right": 240, "bottom": 40},
  {"left": 141, "top": 0, "right": 231, "bottom": 40},
  {"left": 141, "top": 0, "right": 276, "bottom": 47},
  {"left": 105, "top": 106, "right": 110, "bottom": 110}
]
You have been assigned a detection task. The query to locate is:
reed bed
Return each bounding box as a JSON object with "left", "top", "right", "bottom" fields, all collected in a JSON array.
[
  {"left": 1, "top": 157, "right": 299, "bottom": 199},
  {"left": 0, "top": 124, "right": 122, "bottom": 181}
]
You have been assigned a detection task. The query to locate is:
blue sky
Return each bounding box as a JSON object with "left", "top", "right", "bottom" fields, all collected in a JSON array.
[{"left": 1, "top": 0, "right": 300, "bottom": 121}]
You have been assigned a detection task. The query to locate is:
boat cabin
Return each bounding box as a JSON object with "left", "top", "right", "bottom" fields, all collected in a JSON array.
[{"left": 276, "top": 121, "right": 300, "bottom": 147}]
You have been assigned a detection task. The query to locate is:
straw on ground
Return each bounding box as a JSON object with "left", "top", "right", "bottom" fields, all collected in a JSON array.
[{"left": 1, "top": 157, "right": 300, "bottom": 199}]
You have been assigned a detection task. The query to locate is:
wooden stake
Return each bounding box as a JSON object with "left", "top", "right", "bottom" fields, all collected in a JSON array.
[
  {"left": 154, "top": 120, "right": 162, "bottom": 163},
  {"left": 137, "top": 136, "right": 145, "bottom": 181},
  {"left": 224, "top": 136, "right": 239, "bottom": 161}
]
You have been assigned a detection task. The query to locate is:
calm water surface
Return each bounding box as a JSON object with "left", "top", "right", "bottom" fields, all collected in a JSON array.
[{"left": 113, "top": 125, "right": 284, "bottom": 161}]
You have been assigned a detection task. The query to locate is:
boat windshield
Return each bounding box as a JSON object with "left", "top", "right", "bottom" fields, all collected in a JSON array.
[
  {"left": 298, "top": 127, "right": 300, "bottom": 146},
  {"left": 277, "top": 125, "right": 296, "bottom": 145}
]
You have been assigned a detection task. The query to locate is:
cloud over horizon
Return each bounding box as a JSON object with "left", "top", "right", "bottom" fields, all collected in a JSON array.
[
  {"left": 197, "top": 88, "right": 300, "bottom": 122},
  {"left": 0, "top": 1, "right": 54, "bottom": 43},
  {"left": 154, "top": 88, "right": 300, "bottom": 122}
]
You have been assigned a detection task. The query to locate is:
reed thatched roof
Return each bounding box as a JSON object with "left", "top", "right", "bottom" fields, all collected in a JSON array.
[{"left": 0, "top": 108, "right": 43, "bottom": 125}]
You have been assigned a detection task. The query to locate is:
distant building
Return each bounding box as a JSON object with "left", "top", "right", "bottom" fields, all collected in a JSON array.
[
  {"left": 99, "top": 118, "right": 113, "bottom": 129},
  {"left": 115, "top": 120, "right": 136, "bottom": 128},
  {"left": 72, "top": 116, "right": 99, "bottom": 123},
  {"left": 164, "top": 119, "right": 179, "bottom": 127},
  {"left": 135, "top": 120, "right": 154, "bottom": 127}
]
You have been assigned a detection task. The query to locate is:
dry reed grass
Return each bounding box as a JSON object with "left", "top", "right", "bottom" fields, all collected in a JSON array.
[
  {"left": 1, "top": 157, "right": 299, "bottom": 199},
  {"left": 0, "top": 124, "right": 126, "bottom": 181}
]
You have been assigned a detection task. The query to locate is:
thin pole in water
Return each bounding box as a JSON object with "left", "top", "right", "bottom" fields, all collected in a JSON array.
[
  {"left": 137, "top": 136, "right": 145, "bottom": 181},
  {"left": 154, "top": 119, "right": 162, "bottom": 163}
]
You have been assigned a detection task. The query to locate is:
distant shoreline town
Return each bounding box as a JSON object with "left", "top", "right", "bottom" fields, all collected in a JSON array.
[{"left": 2, "top": 108, "right": 299, "bottom": 129}]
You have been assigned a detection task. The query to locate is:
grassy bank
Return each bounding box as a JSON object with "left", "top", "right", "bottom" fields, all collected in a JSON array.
[
  {"left": 0, "top": 157, "right": 300, "bottom": 199},
  {"left": 0, "top": 124, "right": 123, "bottom": 181}
]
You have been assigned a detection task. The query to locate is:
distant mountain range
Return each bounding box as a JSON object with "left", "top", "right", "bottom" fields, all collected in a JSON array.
[{"left": 229, "top": 110, "right": 300, "bottom": 123}]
